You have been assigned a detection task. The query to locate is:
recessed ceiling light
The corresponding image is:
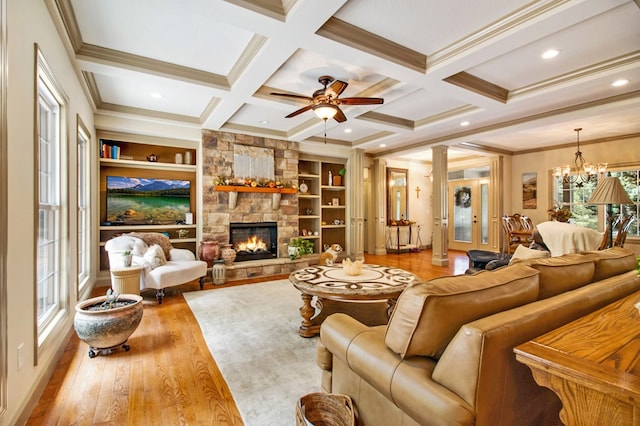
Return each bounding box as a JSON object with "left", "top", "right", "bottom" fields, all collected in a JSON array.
[
  {"left": 460, "top": 121, "right": 470, "bottom": 126},
  {"left": 612, "top": 79, "right": 629, "bottom": 87},
  {"left": 344, "top": 128, "right": 352, "bottom": 133},
  {"left": 150, "top": 92, "right": 163, "bottom": 99},
  {"left": 379, "top": 144, "right": 387, "bottom": 148},
  {"left": 259, "top": 120, "right": 269, "bottom": 124},
  {"left": 541, "top": 49, "right": 559, "bottom": 59}
]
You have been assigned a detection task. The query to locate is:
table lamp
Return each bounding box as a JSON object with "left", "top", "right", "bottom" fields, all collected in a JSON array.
[{"left": 587, "top": 176, "right": 632, "bottom": 248}]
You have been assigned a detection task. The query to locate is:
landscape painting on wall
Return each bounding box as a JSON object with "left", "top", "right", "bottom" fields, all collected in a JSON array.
[
  {"left": 106, "top": 176, "right": 190, "bottom": 224},
  {"left": 522, "top": 172, "right": 537, "bottom": 209}
]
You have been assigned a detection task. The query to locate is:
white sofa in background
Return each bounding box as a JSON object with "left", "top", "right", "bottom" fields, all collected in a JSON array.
[{"left": 104, "top": 233, "right": 207, "bottom": 303}]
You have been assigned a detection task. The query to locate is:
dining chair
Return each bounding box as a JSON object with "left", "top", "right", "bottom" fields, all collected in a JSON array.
[{"left": 613, "top": 215, "right": 635, "bottom": 247}]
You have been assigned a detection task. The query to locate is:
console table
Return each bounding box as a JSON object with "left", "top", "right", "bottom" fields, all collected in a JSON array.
[{"left": 514, "top": 290, "right": 640, "bottom": 426}]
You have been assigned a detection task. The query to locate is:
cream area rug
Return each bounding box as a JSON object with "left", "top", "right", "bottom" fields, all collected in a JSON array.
[{"left": 183, "top": 279, "right": 321, "bottom": 426}]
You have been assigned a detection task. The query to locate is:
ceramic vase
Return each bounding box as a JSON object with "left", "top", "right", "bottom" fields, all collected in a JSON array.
[
  {"left": 199, "top": 241, "right": 220, "bottom": 268},
  {"left": 74, "top": 294, "right": 143, "bottom": 358},
  {"left": 221, "top": 243, "right": 236, "bottom": 266},
  {"left": 212, "top": 259, "right": 226, "bottom": 285}
]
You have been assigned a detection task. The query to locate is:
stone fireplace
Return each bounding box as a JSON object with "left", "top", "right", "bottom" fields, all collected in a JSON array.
[
  {"left": 200, "top": 130, "right": 307, "bottom": 281},
  {"left": 230, "top": 222, "right": 277, "bottom": 262}
]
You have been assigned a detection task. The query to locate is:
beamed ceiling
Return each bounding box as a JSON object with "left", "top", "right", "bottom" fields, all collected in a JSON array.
[{"left": 48, "top": 0, "right": 640, "bottom": 161}]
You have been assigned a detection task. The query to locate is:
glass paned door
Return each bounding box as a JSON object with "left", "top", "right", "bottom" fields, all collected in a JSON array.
[{"left": 448, "top": 179, "right": 490, "bottom": 250}]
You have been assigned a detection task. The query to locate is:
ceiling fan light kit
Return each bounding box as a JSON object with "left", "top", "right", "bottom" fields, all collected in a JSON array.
[{"left": 271, "top": 75, "right": 383, "bottom": 124}]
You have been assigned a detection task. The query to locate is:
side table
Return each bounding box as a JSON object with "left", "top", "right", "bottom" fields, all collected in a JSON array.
[{"left": 110, "top": 265, "right": 143, "bottom": 295}]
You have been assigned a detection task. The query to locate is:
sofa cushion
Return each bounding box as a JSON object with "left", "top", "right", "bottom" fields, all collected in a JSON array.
[
  {"left": 515, "top": 254, "right": 596, "bottom": 299},
  {"left": 508, "top": 244, "right": 550, "bottom": 265},
  {"left": 143, "top": 244, "right": 167, "bottom": 269},
  {"left": 384, "top": 264, "right": 540, "bottom": 359},
  {"left": 581, "top": 247, "right": 637, "bottom": 282},
  {"left": 128, "top": 232, "right": 173, "bottom": 259}
]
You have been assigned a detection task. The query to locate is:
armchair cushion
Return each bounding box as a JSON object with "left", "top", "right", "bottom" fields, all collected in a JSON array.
[
  {"left": 385, "top": 264, "right": 540, "bottom": 359},
  {"left": 128, "top": 232, "right": 173, "bottom": 259},
  {"left": 143, "top": 244, "right": 167, "bottom": 269}
]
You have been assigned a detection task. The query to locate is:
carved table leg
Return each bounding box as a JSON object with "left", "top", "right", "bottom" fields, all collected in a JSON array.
[{"left": 298, "top": 293, "right": 318, "bottom": 338}]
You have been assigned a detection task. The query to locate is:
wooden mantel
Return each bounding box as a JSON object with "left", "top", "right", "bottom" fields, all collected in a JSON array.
[{"left": 214, "top": 185, "right": 297, "bottom": 209}]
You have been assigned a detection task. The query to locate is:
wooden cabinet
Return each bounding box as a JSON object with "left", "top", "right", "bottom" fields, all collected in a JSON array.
[
  {"left": 98, "top": 131, "right": 198, "bottom": 272},
  {"left": 298, "top": 157, "right": 347, "bottom": 255}
]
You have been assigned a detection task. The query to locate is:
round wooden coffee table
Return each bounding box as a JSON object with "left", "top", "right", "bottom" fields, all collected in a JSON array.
[{"left": 289, "top": 264, "right": 419, "bottom": 337}]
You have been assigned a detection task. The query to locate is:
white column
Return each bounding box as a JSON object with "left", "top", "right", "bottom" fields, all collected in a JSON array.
[
  {"left": 431, "top": 146, "right": 449, "bottom": 266},
  {"left": 373, "top": 158, "right": 387, "bottom": 255},
  {"left": 348, "top": 148, "right": 365, "bottom": 261}
]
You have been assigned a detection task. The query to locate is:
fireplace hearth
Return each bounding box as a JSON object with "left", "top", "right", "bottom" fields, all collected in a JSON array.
[{"left": 230, "top": 222, "right": 278, "bottom": 262}]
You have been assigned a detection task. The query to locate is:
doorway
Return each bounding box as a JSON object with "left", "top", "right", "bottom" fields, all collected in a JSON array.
[{"left": 448, "top": 178, "right": 491, "bottom": 251}]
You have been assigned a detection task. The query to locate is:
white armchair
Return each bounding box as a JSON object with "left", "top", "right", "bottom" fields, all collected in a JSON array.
[{"left": 104, "top": 233, "right": 207, "bottom": 303}]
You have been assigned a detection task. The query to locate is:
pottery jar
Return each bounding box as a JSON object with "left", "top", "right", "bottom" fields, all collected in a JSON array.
[
  {"left": 221, "top": 243, "right": 237, "bottom": 266},
  {"left": 199, "top": 241, "right": 220, "bottom": 268}
]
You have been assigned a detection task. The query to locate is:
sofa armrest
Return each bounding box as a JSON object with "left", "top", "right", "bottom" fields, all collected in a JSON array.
[{"left": 169, "top": 248, "right": 196, "bottom": 261}]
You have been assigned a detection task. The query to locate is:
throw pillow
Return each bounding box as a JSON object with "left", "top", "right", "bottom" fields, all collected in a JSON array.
[
  {"left": 143, "top": 244, "right": 167, "bottom": 270},
  {"left": 508, "top": 244, "right": 550, "bottom": 265},
  {"left": 384, "top": 263, "right": 540, "bottom": 359},
  {"left": 128, "top": 232, "right": 173, "bottom": 260}
]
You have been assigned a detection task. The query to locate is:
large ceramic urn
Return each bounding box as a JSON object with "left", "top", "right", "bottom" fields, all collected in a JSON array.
[
  {"left": 74, "top": 294, "right": 143, "bottom": 358},
  {"left": 199, "top": 240, "right": 220, "bottom": 268}
]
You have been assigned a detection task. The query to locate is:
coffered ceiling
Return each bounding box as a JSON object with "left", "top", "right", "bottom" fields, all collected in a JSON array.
[{"left": 49, "top": 0, "right": 640, "bottom": 161}]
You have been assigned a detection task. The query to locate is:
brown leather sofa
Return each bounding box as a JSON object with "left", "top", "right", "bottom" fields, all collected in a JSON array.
[{"left": 317, "top": 247, "right": 640, "bottom": 426}]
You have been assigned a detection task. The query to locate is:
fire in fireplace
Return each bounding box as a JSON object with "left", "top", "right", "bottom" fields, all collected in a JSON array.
[{"left": 229, "top": 222, "right": 277, "bottom": 262}]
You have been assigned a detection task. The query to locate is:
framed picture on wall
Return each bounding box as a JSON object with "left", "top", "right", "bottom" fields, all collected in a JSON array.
[{"left": 522, "top": 172, "right": 537, "bottom": 209}]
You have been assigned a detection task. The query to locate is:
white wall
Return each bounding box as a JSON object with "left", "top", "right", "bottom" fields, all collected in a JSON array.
[
  {"left": 510, "top": 136, "right": 640, "bottom": 256},
  {"left": 3, "top": 0, "right": 95, "bottom": 423}
]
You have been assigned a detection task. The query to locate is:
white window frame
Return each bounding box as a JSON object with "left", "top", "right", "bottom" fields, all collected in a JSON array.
[
  {"left": 35, "top": 47, "right": 69, "bottom": 356},
  {"left": 77, "top": 119, "right": 90, "bottom": 292}
]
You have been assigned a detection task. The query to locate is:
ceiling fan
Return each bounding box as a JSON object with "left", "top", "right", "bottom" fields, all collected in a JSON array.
[{"left": 270, "top": 75, "right": 384, "bottom": 123}]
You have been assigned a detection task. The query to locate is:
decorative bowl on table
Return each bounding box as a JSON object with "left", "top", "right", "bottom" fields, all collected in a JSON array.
[{"left": 342, "top": 258, "right": 363, "bottom": 276}]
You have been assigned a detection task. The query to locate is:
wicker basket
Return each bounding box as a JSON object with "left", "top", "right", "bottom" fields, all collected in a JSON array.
[{"left": 295, "top": 393, "right": 355, "bottom": 426}]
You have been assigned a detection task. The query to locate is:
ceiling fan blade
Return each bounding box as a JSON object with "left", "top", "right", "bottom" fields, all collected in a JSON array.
[
  {"left": 285, "top": 104, "right": 314, "bottom": 118},
  {"left": 326, "top": 80, "right": 348, "bottom": 98},
  {"left": 333, "top": 107, "right": 347, "bottom": 123},
  {"left": 338, "top": 97, "right": 384, "bottom": 105},
  {"left": 270, "top": 92, "right": 314, "bottom": 102}
]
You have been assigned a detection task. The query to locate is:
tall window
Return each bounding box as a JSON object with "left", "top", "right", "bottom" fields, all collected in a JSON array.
[
  {"left": 77, "top": 121, "right": 90, "bottom": 291},
  {"left": 553, "top": 168, "right": 639, "bottom": 238},
  {"left": 36, "top": 49, "right": 68, "bottom": 349}
]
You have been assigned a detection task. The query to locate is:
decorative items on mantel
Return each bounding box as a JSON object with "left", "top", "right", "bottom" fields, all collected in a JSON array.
[{"left": 214, "top": 185, "right": 297, "bottom": 210}]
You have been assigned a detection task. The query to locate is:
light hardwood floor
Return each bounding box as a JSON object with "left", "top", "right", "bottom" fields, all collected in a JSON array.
[{"left": 26, "top": 249, "right": 469, "bottom": 425}]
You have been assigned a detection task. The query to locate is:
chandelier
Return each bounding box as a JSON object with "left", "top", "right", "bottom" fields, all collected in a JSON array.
[{"left": 553, "top": 128, "right": 607, "bottom": 188}]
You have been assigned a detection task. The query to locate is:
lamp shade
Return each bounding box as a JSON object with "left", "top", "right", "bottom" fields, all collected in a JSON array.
[
  {"left": 313, "top": 103, "right": 338, "bottom": 120},
  {"left": 588, "top": 176, "right": 632, "bottom": 205}
]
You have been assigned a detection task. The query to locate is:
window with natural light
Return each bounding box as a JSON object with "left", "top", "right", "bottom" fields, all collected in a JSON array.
[
  {"left": 77, "top": 122, "right": 90, "bottom": 291},
  {"left": 553, "top": 169, "right": 639, "bottom": 238},
  {"left": 36, "top": 49, "right": 68, "bottom": 348}
]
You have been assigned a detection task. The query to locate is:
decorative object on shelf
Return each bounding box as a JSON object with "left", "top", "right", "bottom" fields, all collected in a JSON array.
[
  {"left": 303, "top": 207, "right": 313, "bottom": 215},
  {"left": 185, "top": 212, "right": 193, "bottom": 224},
  {"left": 328, "top": 170, "right": 333, "bottom": 186},
  {"left": 547, "top": 205, "right": 572, "bottom": 222},
  {"left": 587, "top": 175, "right": 633, "bottom": 248},
  {"left": 299, "top": 180, "right": 308, "bottom": 193},
  {"left": 185, "top": 151, "right": 192, "bottom": 165},
  {"left": 220, "top": 243, "right": 236, "bottom": 266},
  {"left": 198, "top": 240, "right": 220, "bottom": 268},
  {"left": 146, "top": 153, "right": 158, "bottom": 162},
  {"left": 73, "top": 289, "right": 143, "bottom": 358},
  {"left": 122, "top": 250, "right": 132, "bottom": 267},
  {"left": 175, "top": 153, "right": 183, "bottom": 164},
  {"left": 212, "top": 259, "right": 226, "bottom": 285},
  {"left": 342, "top": 258, "right": 363, "bottom": 276},
  {"left": 333, "top": 168, "right": 346, "bottom": 186},
  {"left": 177, "top": 229, "right": 189, "bottom": 239},
  {"left": 553, "top": 128, "right": 607, "bottom": 188},
  {"left": 332, "top": 198, "right": 339, "bottom": 206}
]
